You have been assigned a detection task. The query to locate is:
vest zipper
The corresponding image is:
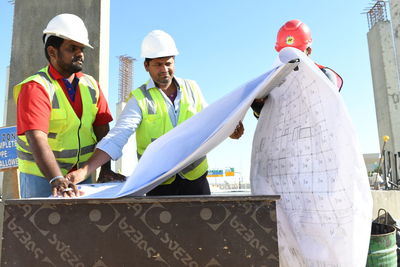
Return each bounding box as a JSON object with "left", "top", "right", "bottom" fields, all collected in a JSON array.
[{"left": 75, "top": 120, "right": 82, "bottom": 168}]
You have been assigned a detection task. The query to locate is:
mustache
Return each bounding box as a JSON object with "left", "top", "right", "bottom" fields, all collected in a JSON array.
[{"left": 72, "top": 57, "right": 83, "bottom": 63}]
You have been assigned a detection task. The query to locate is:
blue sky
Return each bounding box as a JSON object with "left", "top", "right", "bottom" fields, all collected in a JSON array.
[{"left": 0, "top": 0, "right": 379, "bottom": 180}]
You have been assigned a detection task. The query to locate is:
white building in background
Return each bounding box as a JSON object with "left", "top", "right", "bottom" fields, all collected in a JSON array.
[
  {"left": 0, "top": 66, "right": 10, "bottom": 195},
  {"left": 207, "top": 167, "right": 250, "bottom": 192},
  {"left": 363, "top": 153, "right": 380, "bottom": 173},
  {"left": 3, "top": 66, "right": 9, "bottom": 125}
]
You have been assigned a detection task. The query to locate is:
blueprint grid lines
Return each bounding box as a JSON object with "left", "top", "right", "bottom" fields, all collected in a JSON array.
[{"left": 255, "top": 71, "right": 353, "bottom": 228}]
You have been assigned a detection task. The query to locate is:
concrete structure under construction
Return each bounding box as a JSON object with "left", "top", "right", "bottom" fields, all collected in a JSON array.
[
  {"left": 3, "top": 0, "right": 110, "bottom": 199},
  {"left": 390, "top": 0, "right": 400, "bottom": 83},
  {"left": 115, "top": 56, "right": 138, "bottom": 176},
  {"left": 366, "top": 0, "right": 400, "bottom": 153}
]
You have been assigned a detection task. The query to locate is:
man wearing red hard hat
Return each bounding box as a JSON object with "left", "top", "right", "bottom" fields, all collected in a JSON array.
[{"left": 252, "top": 19, "right": 343, "bottom": 118}]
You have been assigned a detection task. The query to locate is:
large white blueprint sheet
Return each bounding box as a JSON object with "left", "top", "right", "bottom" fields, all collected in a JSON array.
[
  {"left": 78, "top": 60, "right": 295, "bottom": 198},
  {"left": 251, "top": 48, "right": 372, "bottom": 266}
]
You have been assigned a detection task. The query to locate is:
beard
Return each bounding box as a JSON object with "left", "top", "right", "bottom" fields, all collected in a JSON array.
[
  {"left": 70, "top": 57, "right": 83, "bottom": 73},
  {"left": 57, "top": 50, "right": 83, "bottom": 75},
  {"left": 65, "top": 56, "right": 83, "bottom": 73},
  {"left": 157, "top": 73, "right": 172, "bottom": 85},
  {"left": 58, "top": 59, "right": 83, "bottom": 75}
]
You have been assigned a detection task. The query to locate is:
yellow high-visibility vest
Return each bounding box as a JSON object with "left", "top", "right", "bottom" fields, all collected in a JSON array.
[
  {"left": 14, "top": 66, "right": 99, "bottom": 177},
  {"left": 130, "top": 78, "right": 208, "bottom": 184}
]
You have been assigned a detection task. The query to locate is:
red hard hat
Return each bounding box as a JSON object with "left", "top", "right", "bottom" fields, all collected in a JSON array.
[{"left": 275, "top": 19, "right": 312, "bottom": 52}]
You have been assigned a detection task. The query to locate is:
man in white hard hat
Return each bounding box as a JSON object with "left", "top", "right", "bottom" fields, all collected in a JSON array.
[
  {"left": 14, "top": 13, "right": 124, "bottom": 198},
  {"left": 66, "top": 29, "right": 244, "bottom": 196}
]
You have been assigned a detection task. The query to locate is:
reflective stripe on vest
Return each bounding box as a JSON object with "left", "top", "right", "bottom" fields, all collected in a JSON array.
[
  {"left": 13, "top": 66, "right": 99, "bottom": 176},
  {"left": 130, "top": 78, "right": 208, "bottom": 184}
]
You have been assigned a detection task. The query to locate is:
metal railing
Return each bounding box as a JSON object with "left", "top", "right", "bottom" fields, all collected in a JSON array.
[{"left": 382, "top": 150, "right": 400, "bottom": 189}]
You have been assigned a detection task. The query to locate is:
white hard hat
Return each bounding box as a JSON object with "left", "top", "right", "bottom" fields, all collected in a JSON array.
[
  {"left": 43, "top": 13, "right": 93, "bottom": 48},
  {"left": 141, "top": 30, "right": 179, "bottom": 58}
]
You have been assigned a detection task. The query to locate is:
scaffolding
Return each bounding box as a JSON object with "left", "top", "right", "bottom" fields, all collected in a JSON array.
[
  {"left": 364, "top": 0, "right": 389, "bottom": 30},
  {"left": 118, "top": 55, "right": 135, "bottom": 103}
]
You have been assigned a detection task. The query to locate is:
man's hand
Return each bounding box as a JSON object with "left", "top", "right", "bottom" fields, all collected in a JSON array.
[
  {"left": 50, "top": 177, "right": 81, "bottom": 197},
  {"left": 251, "top": 98, "right": 266, "bottom": 119},
  {"left": 230, "top": 121, "right": 244, "bottom": 139},
  {"left": 97, "top": 169, "right": 126, "bottom": 183},
  {"left": 65, "top": 168, "right": 88, "bottom": 184}
]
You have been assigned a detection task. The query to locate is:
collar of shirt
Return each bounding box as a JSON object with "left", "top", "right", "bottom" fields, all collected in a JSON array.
[
  {"left": 48, "top": 64, "right": 82, "bottom": 102},
  {"left": 48, "top": 64, "right": 84, "bottom": 80},
  {"left": 146, "top": 76, "right": 182, "bottom": 125},
  {"left": 62, "top": 77, "right": 79, "bottom": 101}
]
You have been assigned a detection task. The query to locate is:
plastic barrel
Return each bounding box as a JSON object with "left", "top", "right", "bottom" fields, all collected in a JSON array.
[{"left": 367, "top": 222, "right": 398, "bottom": 267}]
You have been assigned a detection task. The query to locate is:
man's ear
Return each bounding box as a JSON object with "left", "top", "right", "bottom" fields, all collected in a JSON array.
[
  {"left": 47, "top": 46, "right": 57, "bottom": 59},
  {"left": 305, "top": 47, "right": 312, "bottom": 56},
  {"left": 144, "top": 61, "right": 149, "bottom": 72}
]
